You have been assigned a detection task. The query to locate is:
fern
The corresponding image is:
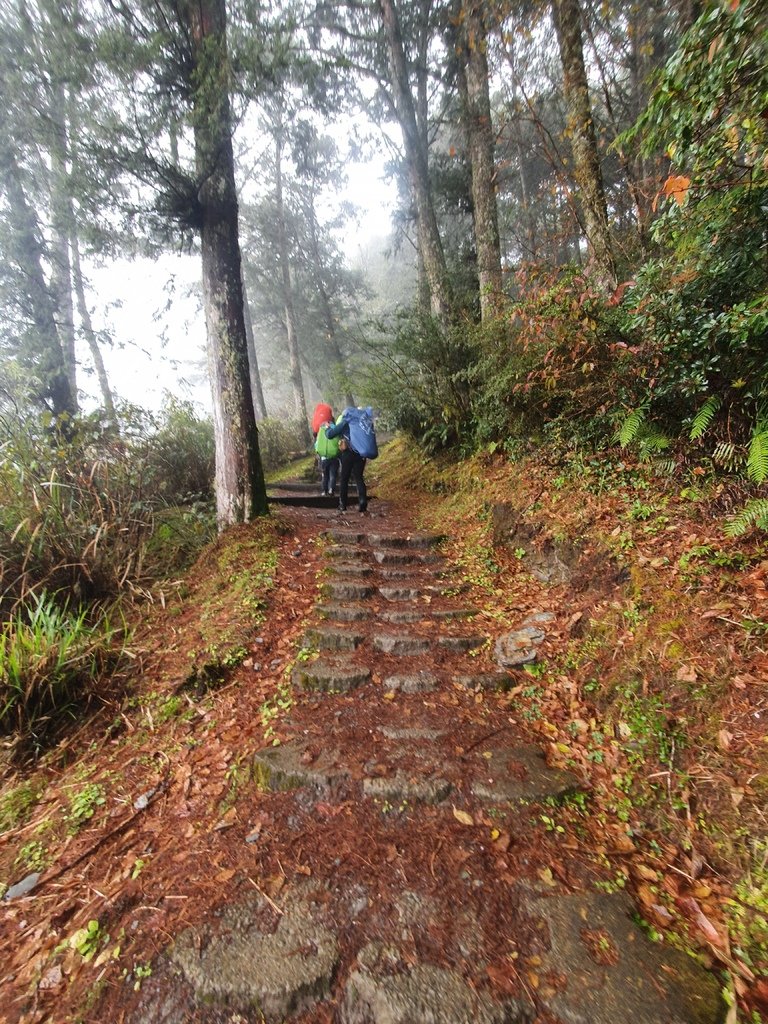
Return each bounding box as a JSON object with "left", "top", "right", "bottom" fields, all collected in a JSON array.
[
  {"left": 617, "top": 407, "right": 647, "bottom": 448},
  {"left": 747, "top": 425, "right": 768, "bottom": 484},
  {"left": 725, "top": 498, "right": 768, "bottom": 537},
  {"left": 653, "top": 458, "right": 677, "bottom": 475},
  {"left": 713, "top": 441, "right": 743, "bottom": 471},
  {"left": 689, "top": 396, "right": 721, "bottom": 441},
  {"left": 638, "top": 430, "right": 671, "bottom": 460}
]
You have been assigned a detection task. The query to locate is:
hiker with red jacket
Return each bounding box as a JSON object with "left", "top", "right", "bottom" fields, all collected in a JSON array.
[{"left": 325, "top": 406, "right": 378, "bottom": 514}]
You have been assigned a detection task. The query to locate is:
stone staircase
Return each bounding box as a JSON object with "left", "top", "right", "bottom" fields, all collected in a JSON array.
[{"left": 137, "top": 521, "right": 725, "bottom": 1024}]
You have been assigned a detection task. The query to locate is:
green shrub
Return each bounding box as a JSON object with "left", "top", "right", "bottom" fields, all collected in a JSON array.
[
  {"left": 257, "top": 417, "right": 309, "bottom": 471},
  {"left": 0, "top": 592, "right": 126, "bottom": 749}
]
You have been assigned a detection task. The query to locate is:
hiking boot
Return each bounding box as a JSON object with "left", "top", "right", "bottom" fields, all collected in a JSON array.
[{"left": 337, "top": 504, "right": 347, "bottom": 513}]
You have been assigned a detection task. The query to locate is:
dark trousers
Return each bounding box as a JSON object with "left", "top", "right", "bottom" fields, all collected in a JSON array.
[
  {"left": 339, "top": 449, "right": 367, "bottom": 511},
  {"left": 321, "top": 457, "right": 338, "bottom": 494}
]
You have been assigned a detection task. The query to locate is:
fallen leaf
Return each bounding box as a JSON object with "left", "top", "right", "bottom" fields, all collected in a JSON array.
[
  {"left": 717, "top": 729, "right": 733, "bottom": 751},
  {"left": 452, "top": 806, "right": 474, "bottom": 826},
  {"left": 537, "top": 866, "right": 557, "bottom": 888},
  {"left": 676, "top": 664, "right": 697, "bottom": 683}
]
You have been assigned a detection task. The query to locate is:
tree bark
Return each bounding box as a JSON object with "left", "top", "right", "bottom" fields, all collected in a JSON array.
[
  {"left": 274, "top": 129, "right": 312, "bottom": 443},
  {"left": 457, "top": 1, "right": 503, "bottom": 319},
  {"left": 552, "top": 0, "right": 617, "bottom": 291},
  {"left": 378, "top": 0, "right": 453, "bottom": 327},
  {"left": 183, "top": 0, "right": 268, "bottom": 526}
]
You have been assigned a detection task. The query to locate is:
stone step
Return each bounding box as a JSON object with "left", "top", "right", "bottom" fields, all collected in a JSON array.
[
  {"left": 372, "top": 550, "right": 424, "bottom": 566},
  {"left": 362, "top": 773, "right": 452, "bottom": 806},
  {"left": 253, "top": 743, "right": 349, "bottom": 794},
  {"left": 292, "top": 660, "right": 371, "bottom": 693},
  {"left": 378, "top": 586, "right": 423, "bottom": 601},
  {"left": 367, "top": 533, "right": 445, "bottom": 549},
  {"left": 328, "top": 562, "right": 374, "bottom": 577},
  {"left": 327, "top": 545, "right": 369, "bottom": 561},
  {"left": 321, "top": 581, "right": 375, "bottom": 602},
  {"left": 378, "top": 609, "right": 423, "bottom": 624},
  {"left": 454, "top": 671, "right": 514, "bottom": 692},
  {"left": 320, "top": 530, "right": 367, "bottom": 544},
  {"left": 470, "top": 744, "right": 580, "bottom": 803},
  {"left": 373, "top": 634, "right": 431, "bottom": 656},
  {"left": 432, "top": 607, "right": 478, "bottom": 620},
  {"left": 304, "top": 627, "right": 365, "bottom": 652},
  {"left": 437, "top": 634, "right": 486, "bottom": 653},
  {"left": 384, "top": 671, "right": 438, "bottom": 693},
  {"left": 317, "top": 603, "right": 372, "bottom": 623}
]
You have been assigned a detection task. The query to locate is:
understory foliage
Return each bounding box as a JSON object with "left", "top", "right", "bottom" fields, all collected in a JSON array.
[
  {"left": 0, "top": 393, "right": 216, "bottom": 617},
  {"left": 369, "top": 0, "right": 767, "bottom": 531},
  {"left": 257, "top": 416, "right": 312, "bottom": 472}
]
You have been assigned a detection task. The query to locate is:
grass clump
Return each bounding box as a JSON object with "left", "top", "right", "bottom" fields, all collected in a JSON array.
[{"left": 0, "top": 592, "right": 128, "bottom": 751}]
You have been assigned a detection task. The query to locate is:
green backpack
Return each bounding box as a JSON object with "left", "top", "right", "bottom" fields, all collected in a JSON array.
[{"left": 315, "top": 423, "right": 340, "bottom": 459}]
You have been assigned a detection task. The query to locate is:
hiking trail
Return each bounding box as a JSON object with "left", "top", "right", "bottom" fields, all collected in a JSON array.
[{"left": 127, "top": 474, "right": 724, "bottom": 1024}]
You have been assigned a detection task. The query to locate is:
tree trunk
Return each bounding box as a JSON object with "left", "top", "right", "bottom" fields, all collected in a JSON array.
[
  {"left": 274, "top": 130, "right": 311, "bottom": 443},
  {"left": 457, "top": 1, "right": 503, "bottom": 319},
  {"left": 552, "top": 0, "right": 617, "bottom": 291},
  {"left": 0, "top": 123, "right": 76, "bottom": 419},
  {"left": 70, "top": 229, "right": 117, "bottom": 422},
  {"left": 378, "top": 0, "right": 453, "bottom": 326},
  {"left": 183, "top": 0, "right": 268, "bottom": 526},
  {"left": 414, "top": 0, "right": 432, "bottom": 316},
  {"left": 241, "top": 275, "right": 268, "bottom": 421}
]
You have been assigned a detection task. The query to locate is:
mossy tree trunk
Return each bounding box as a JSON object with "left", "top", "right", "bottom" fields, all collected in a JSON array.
[{"left": 183, "top": 0, "right": 268, "bottom": 526}]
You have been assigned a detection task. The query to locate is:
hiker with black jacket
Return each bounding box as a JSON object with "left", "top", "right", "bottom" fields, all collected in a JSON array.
[{"left": 325, "top": 407, "right": 378, "bottom": 514}]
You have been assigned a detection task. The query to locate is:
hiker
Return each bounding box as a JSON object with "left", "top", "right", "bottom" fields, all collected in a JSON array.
[
  {"left": 325, "top": 406, "right": 378, "bottom": 514},
  {"left": 314, "top": 417, "right": 340, "bottom": 497}
]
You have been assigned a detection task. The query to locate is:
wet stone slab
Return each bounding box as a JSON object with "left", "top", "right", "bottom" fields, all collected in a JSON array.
[
  {"left": 321, "top": 581, "right": 375, "bottom": 602},
  {"left": 169, "top": 885, "right": 339, "bottom": 1022},
  {"left": 292, "top": 659, "right": 371, "bottom": 693},
  {"left": 373, "top": 634, "right": 431, "bottom": 656},
  {"left": 304, "top": 627, "right": 365, "bottom": 652},
  {"left": 317, "top": 603, "right": 372, "bottom": 623},
  {"left": 327, "top": 545, "right": 369, "bottom": 561},
  {"left": 253, "top": 742, "right": 350, "bottom": 793},
  {"left": 471, "top": 745, "right": 581, "bottom": 804},
  {"left": 341, "top": 943, "right": 530, "bottom": 1024},
  {"left": 529, "top": 891, "right": 725, "bottom": 1024},
  {"left": 363, "top": 773, "right": 452, "bottom": 805}
]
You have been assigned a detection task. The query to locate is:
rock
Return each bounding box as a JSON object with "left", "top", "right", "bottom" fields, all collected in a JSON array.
[
  {"left": 377, "top": 569, "right": 413, "bottom": 580},
  {"left": 363, "top": 773, "right": 452, "bottom": 805},
  {"left": 373, "top": 634, "right": 431, "bottom": 656},
  {"left": 329, "top": 562, "right": 374, "bottom": 577},
  {"left": 528, "top": 891, "right": 725, "bottom": 1024},
  {"left": 304, "top": 627, "right": 365, "bottom": 652},
  {"left": 170, "top": 885, "right": 339, "bottom": 1022},
  {"left": 327, "top": 545, "right": 369, "bottom": 561},
  {"left": 373, "top": 550, "right": 422, "bottom": 566},
  {"left": 432, "top": 608, "right": 478, "bottom": 620},
  {"left": 292, "top": 660, "right": 371, "bottom": 693},
  {"left": 320, "top": 530, "right": 367, "bottom": 544},
  {"left": 378, "top": 726, "right": 443, "bottom": 741},
  {"left": 253, "top": 742, "right": 349, "bottom": 793},
  {"left": 341, "top": 943, "right": 528, "bottom": 1024},
  {"left": 3, "top": 872, "right": 40, "bottom": 901},
  {"left": 494, "top": 628, "right": 543, "bottom": 667},
  {"left": 321, "top": 581, "right": 375, "bottom": 602},
  {"left": 385, "top": 671, "right": 438, "bottom": 693},
  {"left": 471, "top": 745, "right": 581, "bottom": 804}
]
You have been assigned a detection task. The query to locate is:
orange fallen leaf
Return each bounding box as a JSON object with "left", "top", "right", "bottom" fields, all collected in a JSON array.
[{"left": 452, "top": 806, "right": 474, "bottom": 826}]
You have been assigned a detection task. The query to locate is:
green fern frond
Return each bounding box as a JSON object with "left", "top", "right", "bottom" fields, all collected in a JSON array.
[
  {"left": 689, "top": 396, "right": 721, "bottom": 441},
  {"left": 747, "top": 427, "right": 768, "bottom": 484},
  {"left": 653, "top": 458, "right": 677, "bottom": 475},
  {"left": 617, "top": 407, "right": 647, "bottom": 448},
  {"left": 724, "top": 498, "right": 768, "bottom": 537},
  {"left": 638, "top": 431, "right": 671, "bottom": 459}
]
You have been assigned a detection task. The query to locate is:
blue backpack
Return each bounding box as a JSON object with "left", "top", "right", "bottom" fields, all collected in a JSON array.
[{"left": 342, "top": 406, "right": 378, "bottom": 459}]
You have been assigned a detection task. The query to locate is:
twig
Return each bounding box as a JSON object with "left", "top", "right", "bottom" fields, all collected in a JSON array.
[{"left": 247, "top": 876, "right": 284, "bottom": 916}]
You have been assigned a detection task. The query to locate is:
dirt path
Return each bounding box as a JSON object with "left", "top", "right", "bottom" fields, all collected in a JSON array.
[{"left": 111, "top": 482, "right": 722, "bottom": 1024}]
